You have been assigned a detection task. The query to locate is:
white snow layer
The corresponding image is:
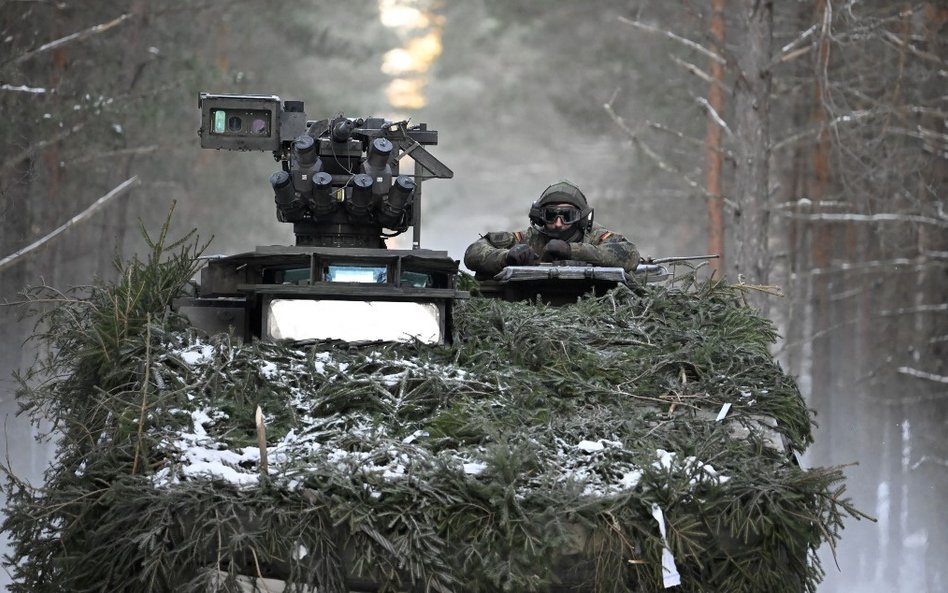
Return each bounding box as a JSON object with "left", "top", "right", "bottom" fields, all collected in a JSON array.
[{"left": 153, "top": 343, "right": 730, "bottom": 497}]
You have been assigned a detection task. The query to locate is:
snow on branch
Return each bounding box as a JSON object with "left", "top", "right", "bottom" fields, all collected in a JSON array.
[
  {"left": 880, "top": 303, "right": 948, "bottom": 317},
  {"left": 617, "top": 16, "right": 726, "bottom": 65},
  {"left": 898, "top": 367, "right": 948, "bottom": 385},
  {"left": 0, "top": 84, "right": 47, "bottom": 94},
  {"left": 772, "top": 110, "right": 873, "bottom": 151},
  {"left": 11, "top": 13, "right": 130, "bottom": 65},
  {"left": 670, "top": 55, "right": 730, "bottom": 94},
  {"left": 779, "top": 211, "right": 948, "bottom": 228},
  {"left": 0, "top": 176, "right": 139, "bottom": 273},
  {"left": 772, "top": 107, "right": 948, "bottom": 152},
  {"left": 780, "top": 25, "right": 817, "bottom": 55},
  {"left": 789, "top": 254, "right": 948, "bottom": 278},
  {"left": 770, "top": 25, "right": 817, "bottom": 66},
  {"left": 696, "top": 97, "right": 733, "bottom": 138},
  {"left": 911, "top": 455, "right": 948, "bottom": 470}
]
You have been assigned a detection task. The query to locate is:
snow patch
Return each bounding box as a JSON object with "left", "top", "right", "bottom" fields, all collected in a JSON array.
[{"left": 179, "top": 343, "right": 215, "bottom": 365}]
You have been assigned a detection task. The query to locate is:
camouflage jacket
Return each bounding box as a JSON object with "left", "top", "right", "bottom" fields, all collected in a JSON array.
[{"left": 463, "top": 222, "right": 641, "bottom": 277}]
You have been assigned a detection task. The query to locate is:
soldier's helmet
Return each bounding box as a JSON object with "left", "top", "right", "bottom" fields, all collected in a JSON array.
[{"left": 529, "top": 180, "right": 594, "bottom": 232}]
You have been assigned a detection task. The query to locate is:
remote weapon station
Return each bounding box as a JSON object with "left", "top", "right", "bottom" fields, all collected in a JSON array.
[{"left": 180, "top": 92, "right": 681, "bottom": 340}]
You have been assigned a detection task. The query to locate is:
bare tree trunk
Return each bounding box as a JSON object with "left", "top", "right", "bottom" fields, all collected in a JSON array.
[
  {"left": 705, "top": 0, "right": 727, "bottom": 277},
  {"left": 43, "top": 11, "right": 68, "bottom": 283},
  {"left": 806, "top": 0, "right": 836, "bottom": 471},
  {"left": 916, "top": 6, "right": 948, "bottom": 587},
  {"left": 0, "top": 157, "right": 34, "bottom": 365},
  {"left": 110, "top": 0, "right": 149, "bottom": 257},
  {"left": 779, "top": 2, "right": 816, "bottom": 391},
  {"left": 730, "top": 0, "right": 773, "bottom": 308}
]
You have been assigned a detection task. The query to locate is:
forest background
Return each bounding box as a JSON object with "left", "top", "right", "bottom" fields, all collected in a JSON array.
[{"left": 0, "top": 1, "right": 944, "bottom": 592}]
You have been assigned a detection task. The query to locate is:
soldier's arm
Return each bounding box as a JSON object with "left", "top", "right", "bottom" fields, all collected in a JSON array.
[
  {"left": 570, "top": 229, "right": 641, "bottom": 273},
  {"left": 463, "top": 232, "right": 521, "bottom": 276}
]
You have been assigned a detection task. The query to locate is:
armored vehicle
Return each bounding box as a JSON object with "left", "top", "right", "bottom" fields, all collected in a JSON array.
[
  {"left": 1, "top": 93, "right": 859, "bottom": 593},
  {"left": 170, "top": 95, "right": 816, "bottom": 593}
]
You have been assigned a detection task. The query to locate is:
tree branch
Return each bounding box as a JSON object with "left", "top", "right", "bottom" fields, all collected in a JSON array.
[
  {"left": 879, "top": 303, "right": 948, "bottom": 317},
  {"left": 11, "top": 13, "right": 130, "bottom": 65},
  {"left": 617, "top": 16, "right": 726, "bottom": 64},
  {"left": 881, "top": 30, "right": 946, "bottom": 67},
  {"left": 787, "top": 254, "right": 948, "bottom": 278},
  {"left": 696, "top": 97, "right": 733, "bottom": 138},
  {"left": 0, "top": 176, "right": 139, "bottom": 273},
  {"left": 603, "top": 91, "right": 704, "bottom": 195},
  {"left": 777, "top": 46, "right": 812, "bottom": 64},
  {"left": 0, "top": 84, "right": 47, "bottom": 94},
  {"left": 779, "top": 211, "right": 948, "bottom": 227},
  {"left": 0, "top": 123, "right": 85, "bottom": 175},
  {"left": 772, "top": 105, "right": 948, "bottom": 152},
  {"left": 64, "top": 145, "right": 161, "bottom": 166},
  {"left": 671, "top": 55, "right": 709, "bottom": 84},
  {"left": 604, "top": 90, "right": 738, "bottom": 210},
  {"left": 780, "top": 24, "right": 817, "bottom": 55},
  {"left": 898, "top": 367, "right": 948, "bottom": 385},
  {"left": 910, "top": 455, "right": 948, "bottom": 470}
]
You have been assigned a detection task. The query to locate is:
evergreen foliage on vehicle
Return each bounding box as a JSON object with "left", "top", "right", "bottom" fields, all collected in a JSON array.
[{"left": 2, "top": 228, "right": 866, "bottom": 593}]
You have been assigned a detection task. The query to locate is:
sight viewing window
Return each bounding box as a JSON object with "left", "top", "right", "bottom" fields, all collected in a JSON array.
[
  {"left": 326, "top": 264, "right": 387, "bottom": 284},
  {"left": 401, "top": 271, "right": 433, "bottom": 288},
  {"left": 210, "top": 108, "right": 271, "bottom": 136},
  {"left": 267, "top": 267, "right": 310, "bottom": 285}
]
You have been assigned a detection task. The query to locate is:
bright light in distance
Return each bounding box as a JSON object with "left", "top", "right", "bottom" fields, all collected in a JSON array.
[
  {"left": 378, "top": 0, "right": 442, "bottom": 112},
  {"left": 386, "top": 78, "right": 428, "bottom": 110},
  {"left": 379, "top": 1, "right": 430, "bottom": 29},
  {"left": 381, "top": 48, "right": 415, "bottom": 76}
]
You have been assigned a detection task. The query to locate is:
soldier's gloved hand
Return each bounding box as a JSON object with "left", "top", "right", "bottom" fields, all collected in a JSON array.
[
  {"left": 505, "top": 244, "right": 539, "bottom": 266},
  {"left": 543, "top": 239, "right": 571, "bottom": 261}
]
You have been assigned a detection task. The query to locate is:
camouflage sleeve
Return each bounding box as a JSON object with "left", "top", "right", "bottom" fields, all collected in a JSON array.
[
  {"left": 463, "top": 231, "right": 520, "bottom": 276},
  {"left": 569, "top": 228, "right": 641, "bottom": 273}
]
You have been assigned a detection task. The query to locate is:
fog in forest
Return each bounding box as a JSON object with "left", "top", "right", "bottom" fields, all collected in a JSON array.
[{"left": 1, "top": 1, "right": 944, "bottom": 592}]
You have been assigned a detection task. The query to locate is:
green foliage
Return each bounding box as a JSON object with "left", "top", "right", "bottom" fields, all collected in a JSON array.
[
  {"left": 2, "top": 233, "right": 868, "bottom": 593},
  {"left": 11, "top": 209, "right": 207, "bottom": 470}
]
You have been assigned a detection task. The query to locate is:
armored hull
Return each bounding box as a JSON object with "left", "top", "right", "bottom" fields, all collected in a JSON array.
[{"left": 146, "top": 270, "right": 824, "bottom": 593}]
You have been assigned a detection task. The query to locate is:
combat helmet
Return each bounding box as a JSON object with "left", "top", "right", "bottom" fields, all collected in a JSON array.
[{"left": 529, "top": 181, "right": 594, "bottom": 237}]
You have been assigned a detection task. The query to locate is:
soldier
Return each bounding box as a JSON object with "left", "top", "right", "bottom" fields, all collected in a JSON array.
[{"left": 463, "top": 181, "right": 640, "bottom": 278}]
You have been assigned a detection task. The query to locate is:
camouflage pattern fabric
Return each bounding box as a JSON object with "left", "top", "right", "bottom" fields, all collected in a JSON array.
[{"left": 464, "top": 222, "right": 640, "bottom": 277}]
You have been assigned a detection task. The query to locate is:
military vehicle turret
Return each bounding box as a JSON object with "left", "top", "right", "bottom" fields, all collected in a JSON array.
[
  {"left": 176, "top": 93, "right": 468, "bottom": 344},
  {"left": 176, "top": 93, "right": 696, "bottom": 340}
]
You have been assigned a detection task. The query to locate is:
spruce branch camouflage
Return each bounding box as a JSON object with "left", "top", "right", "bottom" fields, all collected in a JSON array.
[{"left": 463, "top": 222, "right": 641, "bottom": 277}]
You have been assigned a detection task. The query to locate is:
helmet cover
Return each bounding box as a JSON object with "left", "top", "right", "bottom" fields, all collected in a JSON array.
[
  {"left": 529, "top": 181, "right": 593, "bottom": 236},
  {"left": 536, "top": 181, "right": 589, "bottom": 210}
]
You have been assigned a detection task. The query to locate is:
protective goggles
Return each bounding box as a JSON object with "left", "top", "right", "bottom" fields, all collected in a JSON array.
[{"left": 540, "top": 205, "right": 582, "bottom": 224}]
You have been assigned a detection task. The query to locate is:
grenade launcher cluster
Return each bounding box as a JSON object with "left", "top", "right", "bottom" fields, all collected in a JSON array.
[{"left": 198, "top": 92, "right": 452, "bottom": 248}]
